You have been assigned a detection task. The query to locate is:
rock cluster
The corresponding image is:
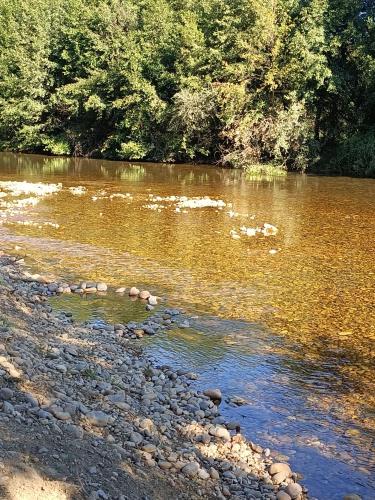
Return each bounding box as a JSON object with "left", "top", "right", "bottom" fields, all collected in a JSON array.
[{"left": 0, "top": 254, "right": 307, "bottom": 499}]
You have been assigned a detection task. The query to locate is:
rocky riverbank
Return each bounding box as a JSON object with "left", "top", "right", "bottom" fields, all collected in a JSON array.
[{"left": 0, "top": 253, "right": 307, "bottom": 500}]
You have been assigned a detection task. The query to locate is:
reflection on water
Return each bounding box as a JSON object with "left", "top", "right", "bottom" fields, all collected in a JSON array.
[{"left": 1, "top": 152, "right": 375, "bottom": 499}]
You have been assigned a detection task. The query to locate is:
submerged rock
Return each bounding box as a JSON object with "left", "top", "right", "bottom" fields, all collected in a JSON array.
[{"left": 203, "top": 388, "right": 222, "bottom": 402}]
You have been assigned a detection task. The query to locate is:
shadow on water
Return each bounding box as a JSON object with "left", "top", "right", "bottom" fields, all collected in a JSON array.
[{"left": 50, "top": 292, "right": 375, "bottom": 500}]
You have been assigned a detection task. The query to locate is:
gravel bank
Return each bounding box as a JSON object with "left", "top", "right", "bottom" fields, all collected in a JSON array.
[{"left": 0, "top": 253, "right": 307, "bottom": 500}]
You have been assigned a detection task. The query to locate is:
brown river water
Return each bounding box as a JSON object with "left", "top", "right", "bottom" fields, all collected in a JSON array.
[{"left": 0, "top": 152, "right": 374, "bottom": 499}]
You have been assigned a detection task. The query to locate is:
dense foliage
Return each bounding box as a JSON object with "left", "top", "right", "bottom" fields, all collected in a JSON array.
[{"left": 0, "top": 0, "right": 374, "bottom": 176}]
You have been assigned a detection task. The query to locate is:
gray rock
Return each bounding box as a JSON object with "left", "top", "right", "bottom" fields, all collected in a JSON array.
[
  {"left": 86, "top": 411, "right": 110, "bottom": 427},
  {"left": 182, "top": 462, "right": 200, "bottom": 477},
  {"left": 130, "top": 432, "right": 143, "bottom": 445},
  {"left": 108, "top": 392, "right": 125, "bottom": 403},
  {"left": 2, "top": 401, "right": 14, "bottom": 414},
  {"left": 0, "top": 388, "right": 14, "bottom": 400}
]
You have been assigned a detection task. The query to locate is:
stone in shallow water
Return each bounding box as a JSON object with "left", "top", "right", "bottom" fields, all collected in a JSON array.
[
  {"left": 97, "top": 283, "right": 107, "bottom": 292},
  {"left": 284, "top": 483, "right": 302, "bottom": 499},
  {"left": 148, "top": 296, "right": 158, "bottom": 306},
  {"left": 203, "top": 388, "right": 222, "bottom": 401},
  {"left": 129, "top": 287, "right": 140, "bottom": 296},
  {"left": 139, "top": 290, "right": 150, "bottom": 299}
]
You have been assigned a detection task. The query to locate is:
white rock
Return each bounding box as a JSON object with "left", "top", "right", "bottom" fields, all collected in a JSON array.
[{"left": 148, "top": 296, "right": 158, "bottom": 306}]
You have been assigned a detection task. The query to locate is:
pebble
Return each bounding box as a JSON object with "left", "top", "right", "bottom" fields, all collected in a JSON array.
[
  {"left": 276, "top": 492, "right": 292, "bottom": 500},
  {"left": 148, "top": 296, "right": 158, "bottom": 306},
  {"left": 159, "top": 461, "right": 172, "bottom": 470},
  {"left": 141, "top": 443, "right": 156, "bottom": 454},
  {"left": 198, "top": 469, "right": 210, "bottom": 480},
  {"left": 129, "top": 287, "right": 140, "bottom": 296},
  {"left": 0, "top": 388, "right": 14, "bottom": 400},
  {"left": 272, "top": 471, "right": 291, "bottom": 484},
  {"left": 115, "top": 287, "right": 126, "bottom": 293},
  {"left": 182, "top": 462, "right": 200, "bottom": 477},
  {"left": 130, "top": 432, "right": 143, "bottom": 445},
  {"left": 269, "top": 463, "right": 292, "bottom": 476},
  {"left": 86, "top": 411, "right": 111, "bottom": 427},
  {"left": 210, "top": 426, "right": 231, "bottom": 441},
  {"left": 210, "top": 467, "right": 220, "bottom": 480},
  {"left": 139, "top": 290, "right": 151, "bottom": 299},
  {"left": 203, "top": 388, "right": 222, "bottom": 401},
  {"left": 97, "top": 283, "right": 107, "bottom": 292},
  {"left": 285, "top": 483, "right": 303, "bottom": 499}
]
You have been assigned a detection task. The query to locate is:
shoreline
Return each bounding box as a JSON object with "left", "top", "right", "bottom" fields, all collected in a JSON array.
[{"left": 0, "top": 252, "right": 307, "bottom": 500}]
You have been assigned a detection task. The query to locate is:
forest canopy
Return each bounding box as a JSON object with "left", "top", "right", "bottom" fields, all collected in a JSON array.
[{"left": 0, "top": 0, "right": 374, "bottom": 176}]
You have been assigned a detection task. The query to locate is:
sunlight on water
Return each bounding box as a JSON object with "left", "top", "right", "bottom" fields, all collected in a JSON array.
[{"left": 0, "top": 152, "right": 374, "bottom": 499}]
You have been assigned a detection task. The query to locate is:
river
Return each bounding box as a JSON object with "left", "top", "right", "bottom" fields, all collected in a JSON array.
[{"left": 0, "top": 152, "right": 374, "bottom": 499}]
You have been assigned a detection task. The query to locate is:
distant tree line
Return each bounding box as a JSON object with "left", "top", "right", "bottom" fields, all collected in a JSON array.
[{"left": 0, "top": 0, "right": 374, "bottom": 176}]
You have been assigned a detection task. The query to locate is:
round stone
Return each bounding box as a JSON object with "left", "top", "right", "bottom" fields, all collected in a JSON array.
[
  {"left": 148, "top": 296, "right": 158, "bottom": 306},
  {"left": 97, "top": 283, "right": 107, "bottom": 291},
  {"left": 284, "top": 483, "right": 303, "bottom": 499},
  {"left": 276, "top": 492, "right": 292, "bottom": 500},
  {"left": 203, "top": 388, "right": 222, "bottom": 401},
  {"left": 272, "top": 471, "right": 290, "bottom": 484},
  {"left": 269, "top": 463, "right": 292, "bottom": 476},
  {"left": 182, "top": 462, "right": 200, "bottom": 477},
  {"left": 129, "top": 287, "right": 140, "bottom": 296}
]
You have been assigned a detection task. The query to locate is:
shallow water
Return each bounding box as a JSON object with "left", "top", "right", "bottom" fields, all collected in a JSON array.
[{"left": 0, "top": 152, "right": 374, "bottom": 499}]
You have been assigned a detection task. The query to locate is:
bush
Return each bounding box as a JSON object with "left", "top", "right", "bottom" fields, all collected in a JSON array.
[{"left": 324, "top": 130, "right": 375, "bottom": 177}]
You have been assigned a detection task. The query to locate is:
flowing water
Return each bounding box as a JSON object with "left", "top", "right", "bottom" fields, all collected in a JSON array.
[{"left": 0, "top": 152, "right": 374, "bottom": 499}]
